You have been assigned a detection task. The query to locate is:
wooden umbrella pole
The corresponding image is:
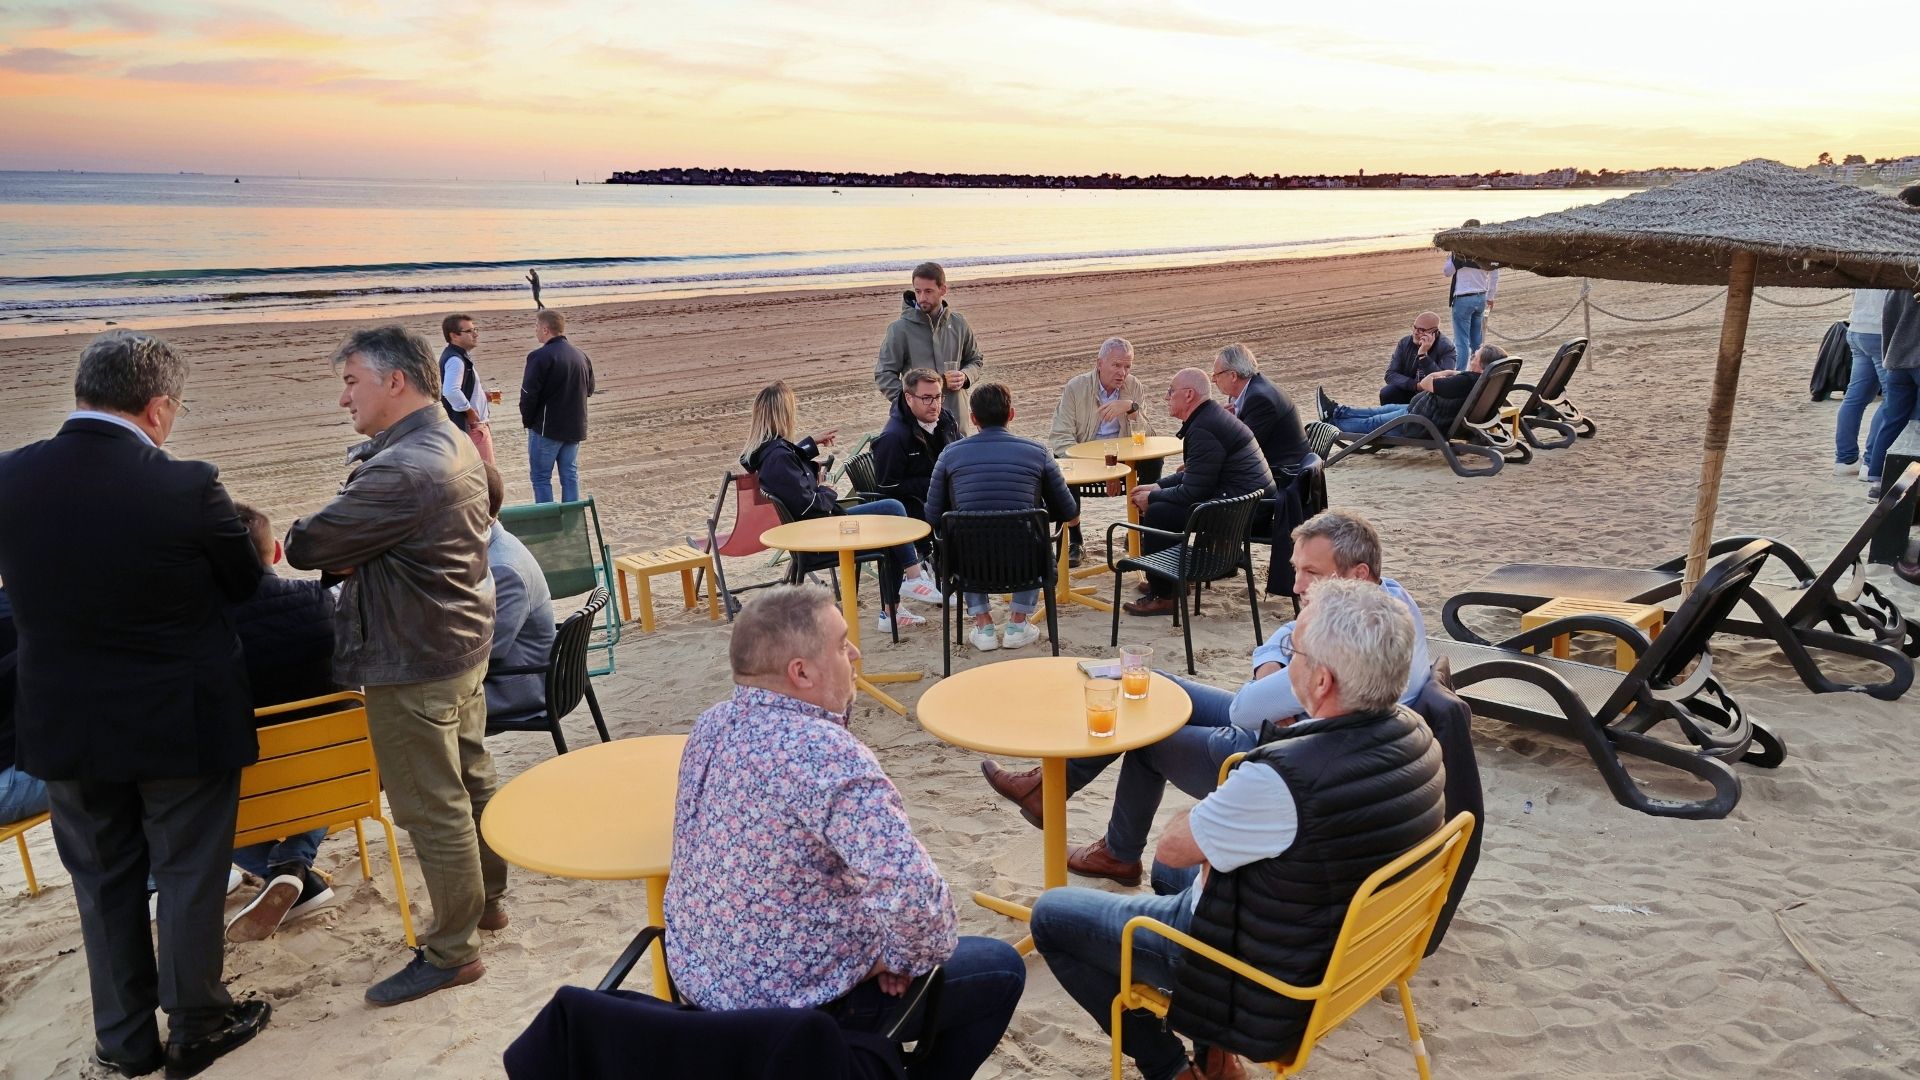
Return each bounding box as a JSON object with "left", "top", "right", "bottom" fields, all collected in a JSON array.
[{"left": 1683, "top": 251, "right": 1759, "bottom": 594}]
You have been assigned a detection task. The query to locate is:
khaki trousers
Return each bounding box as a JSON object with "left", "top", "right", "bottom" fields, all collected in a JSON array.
[{"left": 364, "top": 663, "right": 507, "bottom": 968}]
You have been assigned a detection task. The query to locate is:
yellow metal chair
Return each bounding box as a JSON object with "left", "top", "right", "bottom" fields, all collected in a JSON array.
[
  {"left": 240, "top": 692, "right": 416, "bottom": 947},
  {"left": 2, "top": 811, "right": 50, "bottom": 896},
  {"left": 1111, "top": 810, "right": 1476, "bottom": 1079}
]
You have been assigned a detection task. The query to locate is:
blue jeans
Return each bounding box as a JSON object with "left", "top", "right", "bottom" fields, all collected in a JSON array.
[
  {"left": 1865, "top": 366, "right": 1919, "bottom": 482},
  {"left": 1031, "top": 884, "right": 1198, "bottom": 1080},
  {"left": 965, "top": 591, "right": 1037, "bottom": 618},
  {"left": 1450, "top": 293, "right": 1487, "bottom": 367},
  {"left": 1836, "top": 331, "right": 1885, "bottom": 465},
  {"left": 842, "top": 499, "right": 920, "bottom": 606},
  {"left": 1064, "top": 678, "right": 1261, "bottom": 862},
  {"left": 824, "top": 936, "right": 1026, "bottom": 1080},
  {"left": 1327, "top": 402, "right": 1409, "bottom": 436},
  {"left": 0, "top": 765, "right": 50, "bottom": 824},
  {"left": 231, "top": 828, "right": 327, "bottom": 878},
  {"left": 528, "top": 432, "right": 580, "bottom": 503}
]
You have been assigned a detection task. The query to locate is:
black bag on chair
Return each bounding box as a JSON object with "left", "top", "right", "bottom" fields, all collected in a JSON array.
[{"left": 1811, "top": 320, "right": 1854, "bottom": 401}]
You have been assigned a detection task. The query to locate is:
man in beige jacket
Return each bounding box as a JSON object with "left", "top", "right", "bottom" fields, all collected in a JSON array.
[{"left": 1048, "top": 337, "right": 1160, "bottom": 565}]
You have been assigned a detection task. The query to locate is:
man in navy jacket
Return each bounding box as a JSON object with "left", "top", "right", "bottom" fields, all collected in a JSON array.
[
  {"left": 519, "top": 308, "right": 595, "bottom": 503},
  {"left": 869, "top": 366, "right": 964, "bottom": 521},
  {"left": 1379, "top": 311, "right": 1456, "bottom": 405}
]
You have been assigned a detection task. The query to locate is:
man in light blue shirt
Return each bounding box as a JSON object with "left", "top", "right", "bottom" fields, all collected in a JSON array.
[{"left": 982, "top": 509, "right": 1431, "bottom": 885}]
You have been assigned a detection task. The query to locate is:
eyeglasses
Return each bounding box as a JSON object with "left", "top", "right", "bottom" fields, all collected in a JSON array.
[
  {"left": 1272, "top": 633, "right": 1312, "bottom": 668},
  {"left": 1411, "top": 325, "right": 1439, "bottom": 336},
  {"left": 168, "top": 395, "right": 191, "bottom": 415},
  {"left": 907, "top": 392, "right": 942, "bottom": 404}
]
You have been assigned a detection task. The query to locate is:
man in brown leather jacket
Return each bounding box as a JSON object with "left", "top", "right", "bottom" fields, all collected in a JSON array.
[{"left": 286, "top": 325, "right": 506, "bottom": 1007}]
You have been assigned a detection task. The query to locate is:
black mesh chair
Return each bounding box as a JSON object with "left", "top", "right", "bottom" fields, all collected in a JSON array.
[
  {"left": 934, "top": 509, "right": 1060, "bottom": 676},
  {"left": 485, "top": 587, "right": 613, "bottom": 756},
  {"left": 1107, "top": 491, "right": 1265, "bottom": 674}
]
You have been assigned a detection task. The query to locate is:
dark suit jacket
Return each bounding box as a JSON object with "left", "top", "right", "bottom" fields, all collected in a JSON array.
[
  {"left": 0, "top": 418, "right": 263, "bottom": 781},
  {"left": 520, "top": 335, "right": 595, "bottom": 443},
  {"left": 1234, "top": 373, "right": 1309, "bottom": 477}
]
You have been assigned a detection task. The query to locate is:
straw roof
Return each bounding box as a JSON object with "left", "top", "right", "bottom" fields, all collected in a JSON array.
[{"left": 1434, "top": 159, "right": 1920, "bottom": 289}]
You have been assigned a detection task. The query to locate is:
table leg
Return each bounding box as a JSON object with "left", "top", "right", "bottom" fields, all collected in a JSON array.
[
  {"left": 615, "top": 566, "right": 633, "bottom": 624},
  {"left": 645, "top": 875, "right": 671, "bottom": 999},
  {"left": 1044, "top": 528, "right": 1112, "bottom": 617},
  {"left": 679, "top": 567, "right": 697, "bottom": 612},
  {"left": 637, "top": 574, "right": 657, "bottom": 634},
  {"left": 843, "top": 547, "right": 921, "bottom": 716},
  {"left": 969, "top": 754, "right": 1070, "bottom": 955},
  {"left": 1124, "top": 466, "right": 1142, "bottom": 557},
  {"left": 1552, "top": 634, "right": 1570, "bottom": 660}
]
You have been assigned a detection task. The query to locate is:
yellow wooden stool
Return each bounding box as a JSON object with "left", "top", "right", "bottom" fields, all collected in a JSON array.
[
  {"left": 1520, "top": 597, "right": 1665, "bottom": 671},
  {"left": 613, "top": 546, "right": 721, "bottom": 632},
  {"left": 2, "top": 811, "right": 50, "bottom": 897},
  {"left": 1498, "top": 404, "right": 1523, "bottom": 441}
]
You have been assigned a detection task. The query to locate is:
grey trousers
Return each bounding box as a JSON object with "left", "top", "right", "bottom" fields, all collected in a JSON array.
[{"left": 47, "top": 771, "right": 241, "bottom": 1060}]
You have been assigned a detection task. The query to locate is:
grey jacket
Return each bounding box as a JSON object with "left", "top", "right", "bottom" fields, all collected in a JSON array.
[
  {"left": 1883, "top": 289, "right": 1920, "bottom": 371},
  {"left": 286, "top": 404, "right": 495, "bottom": 686},
  {"left": 485, "top": 522, "right": 554, "bottom": 723},
  {"left": 875, "top": 292, "right": 985, "bottom": 434}
]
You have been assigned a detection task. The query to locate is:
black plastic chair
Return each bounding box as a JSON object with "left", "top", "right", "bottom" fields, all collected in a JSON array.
[
  {"left": 485, "top": 587, "right": 613, "bottom": 756},
  {"left": 1107, "top": 490, "right": 1265, "bottom": 674},
  {"left": 1520, "top": 337, "right": 1596, "bottom": 439},
  {"left": 934, "top": 509, "right": 1061, "bottom": 676}
]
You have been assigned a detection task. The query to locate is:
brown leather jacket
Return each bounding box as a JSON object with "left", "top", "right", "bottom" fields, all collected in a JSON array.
[{"left": 286, "top": 405, "right": 494, "bottom": 686}]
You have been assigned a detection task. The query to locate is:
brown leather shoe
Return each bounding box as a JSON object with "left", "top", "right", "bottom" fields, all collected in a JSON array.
[
  {"left": 478, "top": 902, "right": 508, "bottom": 932},
  {"left": 1124, "top": 595, "right": 1178, "bottom": 617},
  {"left": 1135, "top": 578, "right": 1154, "bottom": 596},
  {"left": 1173, "top": 1046, "right": 1248, "bottom": 1080},
  {"left": 981, "top": 761, "right": 1044, "bottom": 829},
  {"left": 1068, "top": 837, "right": 1143, "bottom": 886}
]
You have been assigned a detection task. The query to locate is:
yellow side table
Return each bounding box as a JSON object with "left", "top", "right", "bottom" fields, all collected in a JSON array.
[
  {"left": 614, "top": 545, "right": 721, "bottom": 632},
  {"left": 1520, "top": 596, "right": 1665, "bottom": 671}
]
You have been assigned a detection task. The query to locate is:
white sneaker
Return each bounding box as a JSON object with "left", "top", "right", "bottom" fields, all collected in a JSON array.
[
  {"left": 1834, "top": 462, "right": 1859, "bottom": 476},
  {"left": 969, "top": 624, "right": 1001, "bottom": 652},
  {"left": 1863, "top": 472, "right": 1880, "bottom": 484},
  {"left": 877, "top": 608, "right": 927, "bottom": 633},
  {"left": 899, "top": 577, "right": 949, "bottom": 605},
  {"left": 1000, "top": 621, "right": 1041, "bottom": 650}
]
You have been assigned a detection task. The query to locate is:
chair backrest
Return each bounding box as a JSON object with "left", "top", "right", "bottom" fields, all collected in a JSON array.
[
  {"left": 1614, "top": 539, "right": 1771, "bottom": 702},
  {"left": 1181, "top": 491, "right": 1264, "bottom": 582},
  {"left": 713, "top": 473, "right": 779, "bottom": 558},
  {"left": 1295, "top": 812, "right": 1475, "bottom": 1063},
  {"left": 1536, "top": 338, "right": 1589, "bottom": 400},
  {"left": 1782, "top": 460, "right": 1920, "bottom": 623},
  {"left": 546, "top": 588, "right": 610, "bottom": 722},
  {"left": 937, "top": 509, "right": 1054, "bottom": 593},
  {"left": 1288, "top": 453, "right": 1327, "bottom": 518},
  {"left": 844, "top": 451, "right": 881, "bottom": 496},
  {"left": 498, "top": 498, "right": 610, "bottom": 600},
  {"left": 237, "top": 692, "right": 380, "bottom": 848},
  {"left": 1450, "top": 357, "right": 1525, "bottom": 436}
]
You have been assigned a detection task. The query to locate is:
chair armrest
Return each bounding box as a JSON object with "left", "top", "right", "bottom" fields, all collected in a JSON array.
[
  {"left": 1215, "top": 751, "right": 1249, "bottom": 787},
  {"left": 596, "top": 926, "right": 668, "bottom": 994},
  {"left": 486, "top": 662, "right": 552, "bottom": 678},
  {"left": 1118, "top": 916, "right": 1320, "bottom": 1005},
  {"left": 1649, "top": 536, "right": 1807, "bottom": 580},
  {"left": 1493, "top": 615, "right": 1654, "bottom": 658},
  {"left": 1103, "top": 520, "right": 1185, "bottom": 570}
]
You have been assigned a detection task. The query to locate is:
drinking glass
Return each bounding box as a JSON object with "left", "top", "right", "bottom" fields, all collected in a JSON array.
[
  {"left": 1085, "top": 679, "right": 1119, "bottom": 738},
  {"left": 1120, "top": 646, "right": 1153, "bottom": 699},
  {"left": 839, "top": 518, "right": 859, "bottom": 536},
  {"left": 1130, "top": 418, "right": 1146, "bottom": 446}
]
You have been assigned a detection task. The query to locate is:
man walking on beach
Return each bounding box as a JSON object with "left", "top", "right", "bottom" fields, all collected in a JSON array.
[
  {"left": 0, "top": 330, "right": 271, "bottom": 1077},
  {"left": 440, "top": 313, "right": 497, "bottom": 466},
  {"left": 875, "top": 261, "right": 985, "bottom": 435},
  {"left": 520, "top": 308, "right": 594, "bottom": 503},
  {"left": 286, "top": 325, "right": 507, "bottom": 1007}
]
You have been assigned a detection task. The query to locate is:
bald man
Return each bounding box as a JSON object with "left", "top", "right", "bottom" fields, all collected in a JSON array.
[
  {"left": 1124, "top": 368, "right": 1275, "bottom": 617},
  {"left": 1378, "top": 311, "right": 1456, "bottom": 405}
]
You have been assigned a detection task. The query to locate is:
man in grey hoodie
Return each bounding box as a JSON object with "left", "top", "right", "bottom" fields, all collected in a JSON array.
[{"left": 875, "top": 262, "right": 985, "bottom": 434}]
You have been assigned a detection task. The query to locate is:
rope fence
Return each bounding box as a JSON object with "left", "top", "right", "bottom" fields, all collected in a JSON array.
[{"left": 1484, "top": 279, "right": 1854, "bottom": 363}]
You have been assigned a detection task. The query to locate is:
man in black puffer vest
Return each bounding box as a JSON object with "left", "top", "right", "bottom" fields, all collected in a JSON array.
[{"left": 1031, "top": 577, "right": 1444, "bottom": 1079}]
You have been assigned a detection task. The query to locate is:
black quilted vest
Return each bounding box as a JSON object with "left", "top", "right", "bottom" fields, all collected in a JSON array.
[{"left": 1165, "top": 704, "right": 1445, "bottom": 1062}]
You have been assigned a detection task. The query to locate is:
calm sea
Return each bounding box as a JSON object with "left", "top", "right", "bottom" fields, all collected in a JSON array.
[{"left": 0, "top": 172, "right": 1618, "bottom": 336}]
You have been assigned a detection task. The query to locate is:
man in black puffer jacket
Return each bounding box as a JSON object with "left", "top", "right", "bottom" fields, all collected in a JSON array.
[
  {"left": 870, "top": 366, "right": 964, "bottom": 521},
  {"left": 1125, "top": 368, "right": 1274, "bottom": 617},
  {"left": 1031, "top": 578, "right": 1445, "bottom": 1080}
]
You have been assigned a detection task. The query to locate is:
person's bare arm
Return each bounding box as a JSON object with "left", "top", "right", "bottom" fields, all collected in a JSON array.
[{"left": 1153, "top": 809, "right": 1207, "bottom": 869}]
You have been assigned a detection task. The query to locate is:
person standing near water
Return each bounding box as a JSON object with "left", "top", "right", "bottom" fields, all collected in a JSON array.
[
  {"left": 526, "top": 269, "right": 544, "bottom": 310},
  {"left": 875, "top": 261, "right": 985, "bottom": 435},
  {"left": 519, "top": 308, "right": 594, "bottom": 503}
]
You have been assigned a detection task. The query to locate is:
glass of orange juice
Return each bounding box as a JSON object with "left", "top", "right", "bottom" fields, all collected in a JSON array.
[
  {"left": 1120, "top": 646, "right": 1153, "bottom": 699},
  {"left": 1130, "top": 418, "right": 1146, "bottom": 446},
  {"left": 1085, "top": 679, "right": 1119, "bottom": 738}
]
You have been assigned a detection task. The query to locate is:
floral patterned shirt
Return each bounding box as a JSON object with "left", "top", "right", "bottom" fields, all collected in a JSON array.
[{"left": 664, "top": 685, "right": 958, "bottom": 1009}]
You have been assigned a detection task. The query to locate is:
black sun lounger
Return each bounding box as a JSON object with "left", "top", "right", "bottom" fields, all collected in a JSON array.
[
  {"left": 1430, "top": 539, "right": 1784, "bottom": 819},
  {"left": 1506, "top": 337, "right": 1594, "bottom": 448},
  {"left": 1323, "top": 356, "right": 1533, "bottom": 478},
  {"left": 1442, "top": 462, "right": 1920, "bottom": 700}
]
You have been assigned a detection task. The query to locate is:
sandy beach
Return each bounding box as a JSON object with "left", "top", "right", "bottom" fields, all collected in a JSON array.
[{"left": 3, "top": 247, "right": 1918, "bottom": 1079}]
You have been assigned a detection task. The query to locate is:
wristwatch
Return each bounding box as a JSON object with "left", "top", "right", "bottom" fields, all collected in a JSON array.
[{"left": 1126, "top": 401, "right": 1140, "bottom": 416}]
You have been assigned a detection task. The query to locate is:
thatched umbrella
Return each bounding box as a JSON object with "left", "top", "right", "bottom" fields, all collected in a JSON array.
[{"left": 1436, "top": 159, "right": 1920, "bottom": 590}]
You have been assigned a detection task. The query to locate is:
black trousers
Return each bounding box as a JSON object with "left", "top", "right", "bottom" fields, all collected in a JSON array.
[
  {"left": 47, "top": 771, "right": 242, "bottom": 1059},
  {"left": 1068, "top": 457, "right": 1165, "bottom": 548},
  {"left": 1139, "top": 501, "right": 1190, "bottom": 597}
]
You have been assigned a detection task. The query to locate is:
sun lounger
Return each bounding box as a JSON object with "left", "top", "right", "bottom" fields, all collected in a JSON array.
[
  {"left": 1430, "top": 539, "right": 1784, "bottom": 819},
  {"left": 1507, "top": 337, "right": 1594, "bottom": 447},
  {"left": 1323, "top": 357, "right": 1532, "bottom": 478},
  {"left": 1442, "top": 462, "right": 1920, "bottom": 699}
]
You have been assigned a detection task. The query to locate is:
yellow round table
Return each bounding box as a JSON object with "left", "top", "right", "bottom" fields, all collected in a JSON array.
[
  {"left": 917, "top": 656, "right": 1191, "bottom": 949},
  {"left": 481, "top": 735, "right": 686, "bottom": 996},
  {"left": 760, "top": 515, "right": 933, "bottom": 716},
  {"left": 1042, "top": 459, "right": 1132, "bottom": 617},
  {"left": 1065, "top": 436, "right": 1184, "bottom": 556}
]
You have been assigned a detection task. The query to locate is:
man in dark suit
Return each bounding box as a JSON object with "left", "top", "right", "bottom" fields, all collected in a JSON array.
[
  {"left": 1208, "top": 343, "right": 1308, "bottom": 478},
  {"left": 0, "top": 330, "right": 271, "bottom": 1078},
  {"left": 519, "top": 307, "right": 594, "bottom": 503}
]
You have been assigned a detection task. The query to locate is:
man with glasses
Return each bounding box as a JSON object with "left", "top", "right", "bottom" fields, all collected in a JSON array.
[
  {"left": 1375, "top": 311, "right": 1456, "bottom": 405},
  {"left": 439, "top": 313, "right": 498, "bottom": 465},
  {"left": 869, "top": 366, "right": 963, "bottom": 523},
  {"left": 1049, "top": 336, "right": 1161, "bottom": 566},
  {"left": 1209, "top": 343, "right": 1309, "bottom": 478},
  {"left": 982, "top": 509, "right": 1431, "bottom": 887}
]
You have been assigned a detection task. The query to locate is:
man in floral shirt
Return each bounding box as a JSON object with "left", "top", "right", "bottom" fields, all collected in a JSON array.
[{"left": 665, "top": 584, "right": 1025, "bottom": 1078}]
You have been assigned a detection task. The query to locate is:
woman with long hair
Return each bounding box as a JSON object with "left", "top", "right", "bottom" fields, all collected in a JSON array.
[{"left": 741, "top": 381, "right": 943, "bottom": 632}]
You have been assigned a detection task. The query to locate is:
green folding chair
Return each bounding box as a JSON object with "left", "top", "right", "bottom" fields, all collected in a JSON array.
[{"left": 498, "top": 497, "right": 619, "bottom": 677}]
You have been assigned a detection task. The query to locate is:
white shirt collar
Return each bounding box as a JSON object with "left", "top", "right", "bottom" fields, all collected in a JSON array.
[{"left": 68, "top": 410, "right": 156, "bottom": 448}]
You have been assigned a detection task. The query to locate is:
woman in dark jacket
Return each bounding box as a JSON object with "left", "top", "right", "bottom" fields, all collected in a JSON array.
[{"left": 740, "top": 382, "right": 944, "bottom": 632}]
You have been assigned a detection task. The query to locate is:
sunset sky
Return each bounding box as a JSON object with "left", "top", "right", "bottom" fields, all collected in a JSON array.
[{"left": 1, "top": 1, "right": 1915, "bottom": 181}]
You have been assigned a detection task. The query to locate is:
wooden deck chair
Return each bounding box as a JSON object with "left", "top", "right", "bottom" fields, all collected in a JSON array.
[
  {"left": 2, "top": 812, "right": 50, "bottom": 897},
  {"left": 241, "top": 692, "right": 416, "bottom": 946},
  {"left": 1432, "top": 540, "right": 1786, "bottom": 819},
  {"left": 1442, "top": 462, "right": 1920, "bottom": 700},
  {"left": 498, "top": 498, "right": 619, "bottom": 677},
  {"left": 1110, "top": 812, "right": 1476, "bottom": 1080},
  {"left": 1323, "top": 357, "right": 1531, "bottom": 478}
]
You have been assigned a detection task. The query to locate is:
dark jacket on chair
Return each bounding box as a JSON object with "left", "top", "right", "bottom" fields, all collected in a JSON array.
[
  {"left": 1411, "top": 671, "right": 1483, "bottom": 957},
  {"left": 744, "top": 436, "right": 840, "bottom": 521},
  {"left": 923, "top": 427, "right": 1078, "bottom": 526},
  {"left": 520, "top": 334, "right": 595, "bottom": 443},
  {"left": 870, "top": 393, "right": 963, "bottom": 516},
  {"left": 1148, "top": 399, "right": 1275, "bottom": 517},
  {"left": 1406, "top": 369, "right": 1480, "bottom": 433},
  {"left": 1381, "top": 334, "right": 1457, "bottom": 405},
  {"left": 0, "top": 418, "right": 264, "bottom": 781},
  {"left": 1233, "top": 373, "right": 1310, "bottom": 477},
  {"left": 229, "top": 575, "right": 338, "bottom": 712}
]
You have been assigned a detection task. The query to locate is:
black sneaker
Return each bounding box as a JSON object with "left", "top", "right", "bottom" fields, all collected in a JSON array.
[
  {"left": 164, "top": 999, "right": 270, "bottom": 1079},
  {"left": 94, "top": 1045, "right": 164, "bottom": 1078},
  {"left": 1316, "top": 387, "right": 1337, "bottom": 421},
  {"left": 1068, "top": 542, "right": 1085, "bottom": 568},
  {"left": 365, "top": 948, "right": 486, "bottom": 1007},
  {"left": 285, "top": 867, "right": 335, "bottom": 922}
]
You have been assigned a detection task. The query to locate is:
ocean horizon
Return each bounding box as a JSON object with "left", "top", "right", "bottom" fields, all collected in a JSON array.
[{"left": 0, "top": 172, "right": 1621, "bottom": 337}]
